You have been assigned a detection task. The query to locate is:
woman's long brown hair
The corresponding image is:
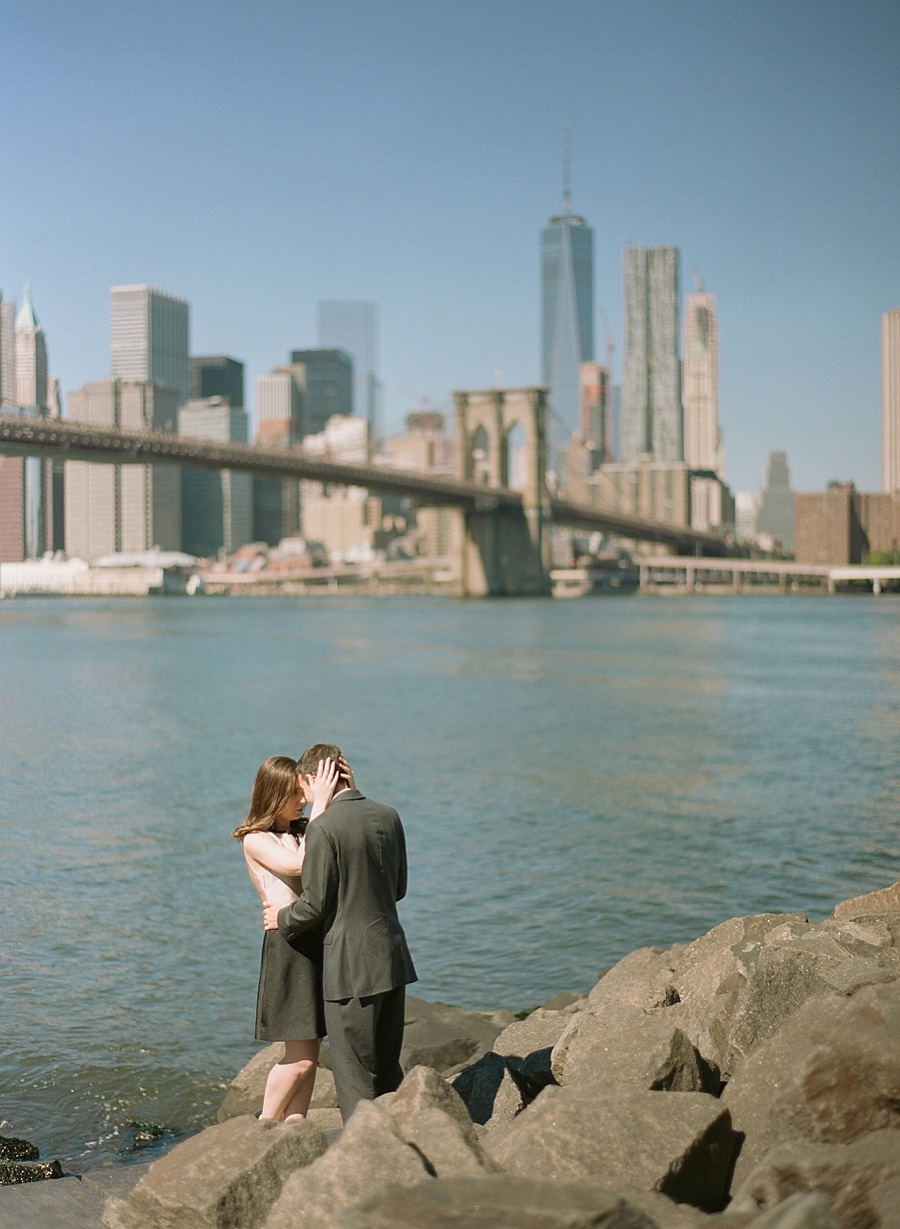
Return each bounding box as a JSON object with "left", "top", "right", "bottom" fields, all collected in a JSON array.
[{"left": 232, "top": 756, "right": 299, "bottom": 840}]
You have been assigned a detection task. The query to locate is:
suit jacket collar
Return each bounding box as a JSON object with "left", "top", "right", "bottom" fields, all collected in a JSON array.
[{"left": 333, "top": 788, "right": 365, "bottom": 802}]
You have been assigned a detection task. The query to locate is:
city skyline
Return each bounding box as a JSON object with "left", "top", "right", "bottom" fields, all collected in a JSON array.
[{"left": 2, "top": 0, "right": 898, "bottom": 494}]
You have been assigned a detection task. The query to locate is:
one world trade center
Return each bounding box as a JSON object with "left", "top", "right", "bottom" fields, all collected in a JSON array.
[{"left": 541, "top": 152, "right": 594, "bottom": 459}]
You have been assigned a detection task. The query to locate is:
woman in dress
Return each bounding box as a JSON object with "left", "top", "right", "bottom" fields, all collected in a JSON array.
[{"left": 233, "top": 754, "right": 339, "bottom": 1121}]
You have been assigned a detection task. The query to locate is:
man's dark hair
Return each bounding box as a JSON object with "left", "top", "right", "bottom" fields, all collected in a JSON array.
[{"left": 298, "top": 742, "right": 345, "bottom": 780}]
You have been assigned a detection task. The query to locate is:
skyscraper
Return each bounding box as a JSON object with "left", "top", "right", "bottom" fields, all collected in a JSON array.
[
  {"left": 620, "top": 246, "right": 681, "bottom": 464},
  {"left": 14, "top": 285, "right": 48, "bottom": 410},
  {"left": 883, "top": 309, "right": 900, "bottom": 493},
  {"left": 1, "top": 293, "right": 17, "bottom": 407},
  {"left": 682, "top": 281, "right": 722, "bottom": 476},
  {"left": 190, "top": 356, "right": 245, "bottom": 408},
  {"left": 317, "top": 302, "right": 378, "bottom": 435},
  {"left": 756, "top": 451, "right": 795, "bottom": 550},
  {"left": 541, "top": 183, "right": 594, "bottom": 445},
  {"left": 110, "top": 285, "right": 190, "bottom": 407},
  {"left": 0, "top": 287, "right": 59, "bottom": 561},
  {"left": 289, "top": 349, "right": 353, "bottom": 436}
]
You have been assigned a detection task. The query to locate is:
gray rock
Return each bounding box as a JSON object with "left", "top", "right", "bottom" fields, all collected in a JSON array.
[
  {"left": 613, "top": 1187, "right": 712, "bottom": 1228},
  {"left": 451, "top": 1052, "right": 526, "bottom": 1127},
  {"left": 820, "top": 917, "right": 898, "bottom": 957},
  {"left": 103, "top": 1114, "right": 326, "bottom": 1229},
  {"left": 868, "top": 1174, "right": 900, "bottom": 1228},
  {"left": 342, "top": 1173, "right": 660, "bottom": 1229},
  {"left": 387, "top": 1064, "right": 478, "bottom": 1139},
  {"left": 486, "top": 1087, "right": 735, "bottom": 1214},
  {"left": 493, "top": 1008, "right": 572, "bottom": 1093},
  {"left": 588, "top": 946, "right": 681, "bottom": 1012},
  {"left": 80, "top": 1163, "right": 151, "bottom": 1202},
  {"left": 664, "top": 914, "right": 822, "bottom": 1082},
  {"left": 742, "top": 1193, "right": 847, "bottom": 1229},
  {"left": 564, "top": 1020, "right": 707, "bottom": 1094},
  {"left": 551, "top": 1000, "right": 660, "bottom": 1086},
  {"left": 831, "top": 881, "right": 900, "bottom": 922},
  {"left": 723, "top": 981, "right": 900, "bottom": 1189},
  {"left": 0, "top": 1175, "right": 106, "bottom": 1229},
  {"left": 488, "top": 1008, "right": 518, "bottom": 1027},
  {"left": 399, "top": 1107, "right": 498, "bottom": 1178},
  {"left": 723, "top": 948, "right": 836, "bottom": 1074},
  {"left": 735, "top": 1130, "right": 900, "bottom": 1229},
  {"left": 264, "top": 1099, "right": 430, "bottom": 1229},
  {"left": 493, "top": 1008, "right": 572, "bottom": 1062},
  {"left": 543, "top": 991, "right": 585, "bottom": 1011},
  {"left": 401, "top": 995, "right": 504, "bottom": 1074},
  {"left": 306, "top": 1107, "right": 343, "bottom": 1135}
]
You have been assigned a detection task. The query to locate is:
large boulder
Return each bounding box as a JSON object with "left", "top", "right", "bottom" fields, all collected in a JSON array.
[
  {"left": 492, "top": 1007, "right": 573, "bottom": 1093},
  {"left": 662, "top": 914, "right": 836, "bottom": 1083},
  {"left": 551, "top": 1001, "right": 654, "bottom": 1085},
  {"left": 263, "top": 1099, "right": 430, "bottom": 1229},
  {"left": 486, "top": 1087, "right": 735, "bottom": 1214},
  {"left": 831, "top": 880, "right": 900, "bottom": 923},
  {"left": 103, "top": 1115, "right": 326, "bottom": 1229},
  {"left": 395, "top": 1107, "right": 497, "bottom": 1178},
  {"left": 451, "top": 1052, "right": 527, "bottom": 1128},
  {"left": 342, "top": 1173, "right": 660, "bottom": 1229},
  {"left": 587, "top": 946, "right": 682, "bottom": 1012},
  {"left": 562, "top": 1020, "right": 707, "bottom": 1094},
  {"left": 401, "top": 995, "right": 504, "bottom": 1075},
  {"left": 734, "top": 1130, "right": 900, "bottom": 1229},
  {"left": 386, "top": 1064, "right": 476, "bottom": 1138},
  {"left": 723, "top": 980, "right": 900, "bottom": 1189}
]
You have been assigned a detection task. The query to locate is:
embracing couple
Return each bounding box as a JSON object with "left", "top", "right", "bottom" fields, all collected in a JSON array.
[{"left": 233, "top": 743, "right": 416, "bottom": 1124}]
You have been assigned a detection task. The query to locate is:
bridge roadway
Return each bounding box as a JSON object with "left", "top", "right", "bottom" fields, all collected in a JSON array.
[{"left": 0, "top": 413, "right": 729, "bottom": 554}]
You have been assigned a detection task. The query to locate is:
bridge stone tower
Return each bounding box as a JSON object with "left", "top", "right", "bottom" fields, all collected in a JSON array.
[{"left": 451, "top": 387, "right": 551, "bottom": 596}]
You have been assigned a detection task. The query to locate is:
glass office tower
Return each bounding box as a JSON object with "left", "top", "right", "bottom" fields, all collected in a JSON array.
[
  {"left": 541, "top": 209, "right": 594, "bottom": 446},
  {"left": 317, "top": 301, "right": 378, "bottom": 437}
]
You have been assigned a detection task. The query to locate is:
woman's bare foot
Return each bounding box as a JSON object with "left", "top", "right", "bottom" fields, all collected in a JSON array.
[{"left": 283, "top": 1113, "right": 306, "bottom": 1124}]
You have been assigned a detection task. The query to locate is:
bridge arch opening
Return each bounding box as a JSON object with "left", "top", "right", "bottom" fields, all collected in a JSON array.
[
  {"left": 471, "top": 425, "right": 491, "bottom": 485},
  {"left": 505, "top": 422, "right": 528, "bottom": 492}
]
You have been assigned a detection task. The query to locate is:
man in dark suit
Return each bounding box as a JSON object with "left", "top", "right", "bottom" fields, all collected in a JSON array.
[{"left": 263, "top": 743, "right": 417, "bottom": 1121}]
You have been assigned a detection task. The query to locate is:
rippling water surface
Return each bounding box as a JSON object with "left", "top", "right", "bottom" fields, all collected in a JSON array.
[{"left": 1, "top": 594, "right": 898, "bottom": 1165}]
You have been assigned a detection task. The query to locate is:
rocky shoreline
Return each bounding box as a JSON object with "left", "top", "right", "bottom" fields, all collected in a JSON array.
[{"left": 3, "top": 879, "right": 899, "bottom": 1229}]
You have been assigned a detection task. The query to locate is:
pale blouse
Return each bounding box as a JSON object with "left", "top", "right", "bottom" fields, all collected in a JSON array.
[{"left": 242, "top": 830, "right": 306, "bottom": 909}]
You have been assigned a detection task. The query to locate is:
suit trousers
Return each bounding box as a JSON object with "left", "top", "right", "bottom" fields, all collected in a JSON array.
[{"left": 324, "top": 985, "right": 406, "bottom": 1121}]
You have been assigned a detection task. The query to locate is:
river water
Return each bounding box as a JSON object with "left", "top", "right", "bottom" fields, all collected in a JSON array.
[{"left": 1, "top": 593, "right": 898, "bottom": 1166}]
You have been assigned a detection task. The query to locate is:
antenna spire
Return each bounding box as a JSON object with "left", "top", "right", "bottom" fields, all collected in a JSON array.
[{"left": 563, "top": 123, "right": 572, "bottom": 215}]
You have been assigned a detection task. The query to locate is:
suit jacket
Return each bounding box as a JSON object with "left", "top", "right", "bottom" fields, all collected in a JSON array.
[{"left": 277, "top": 789, "right": 417, "bottom": 1001}]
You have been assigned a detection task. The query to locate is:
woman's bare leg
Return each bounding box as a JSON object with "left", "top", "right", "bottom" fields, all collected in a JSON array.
[
  {"left": 282, "top": 1038, "right": 321, "bottom": 1120},
  {"left": 260, "top": 1039, "right": 320, "bottom": 1121}
]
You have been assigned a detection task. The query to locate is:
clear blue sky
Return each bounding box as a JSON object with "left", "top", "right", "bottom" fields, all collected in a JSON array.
[{"left": 3, "top": 0, "right": 898, "bottom": 493}]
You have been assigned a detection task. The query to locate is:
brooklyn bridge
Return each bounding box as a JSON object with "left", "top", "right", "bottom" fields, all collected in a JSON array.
[{"left": 0, "top": 388, "right": 729, "bottom": 596}]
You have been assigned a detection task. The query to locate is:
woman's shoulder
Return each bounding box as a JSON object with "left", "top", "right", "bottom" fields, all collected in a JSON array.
[
  {"left": 243, "top": 830, "right": 302, "bottom": 853},
  {"left": 242, "top": 830, "right": 280, "bottom": 855}
]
